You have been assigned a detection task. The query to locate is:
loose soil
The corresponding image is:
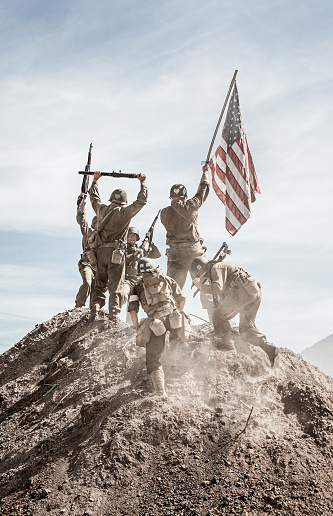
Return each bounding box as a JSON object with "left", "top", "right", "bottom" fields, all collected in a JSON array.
[{"left": 0, "top": 309, "right": 332, "bottom": 515}]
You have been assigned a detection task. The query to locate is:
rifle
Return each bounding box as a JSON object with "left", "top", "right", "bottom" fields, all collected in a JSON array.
[
  {"left": 78, "top": 171, "right": 138, "bottom": 179},
  {"left": 139, "top": 209, "right": 161, "bottom": 251},
  {"left": 77, "top": 143, "right": 93, "bottom": 210},
  {"left": 192, "top": 242, "right": 231, "bottom": 298}
]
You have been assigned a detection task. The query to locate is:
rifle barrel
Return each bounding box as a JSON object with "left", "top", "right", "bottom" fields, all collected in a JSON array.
[{"left": 78, "top": 171, "right": 138, "bottom": 178}]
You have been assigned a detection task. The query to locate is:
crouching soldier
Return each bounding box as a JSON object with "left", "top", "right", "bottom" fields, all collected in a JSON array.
[
  {"left": 191, "top": 257, "right": 279, "bottom": 367},
  {"left": 128, "top": 258, "right": 189, "bottom": 396}
]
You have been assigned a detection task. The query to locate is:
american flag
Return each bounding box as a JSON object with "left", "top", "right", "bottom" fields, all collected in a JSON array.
[{"left": 209, "top": 84, "right": 260, "bottom": 236}]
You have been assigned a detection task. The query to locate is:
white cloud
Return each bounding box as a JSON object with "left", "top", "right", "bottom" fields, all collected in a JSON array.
[{"left": 0, "top": 0, "right": 332, "bottom": 355}]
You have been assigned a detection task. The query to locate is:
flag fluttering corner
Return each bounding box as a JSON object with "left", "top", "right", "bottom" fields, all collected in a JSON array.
[{"left": 209, "top": 83, "right": 260, "bottom": 236}]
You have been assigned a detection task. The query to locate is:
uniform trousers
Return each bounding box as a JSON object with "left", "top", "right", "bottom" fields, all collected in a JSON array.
[
  {"left": 145, "top": 316, "right": 178, "bottom": 374},
  {"left": 166, "top": 243, "right": 215, "bottom": 319},
  {"left": 212, "top": 282, "right": 267, "bottom": 347},
  {"left": 75, "top": 262, "right": 95, "bottom": 307},
  {"left": 92, "top": 247, "right": 125, "bottom": 313}
]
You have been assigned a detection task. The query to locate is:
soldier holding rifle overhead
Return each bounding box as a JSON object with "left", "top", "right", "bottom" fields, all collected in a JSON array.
[{"left": 88, "top": 170, "right": 148, "bottom": 321}]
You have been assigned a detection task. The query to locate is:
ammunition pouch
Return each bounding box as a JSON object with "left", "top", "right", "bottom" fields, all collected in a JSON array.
[
  {"left": 169, "top": 309, "right": 183, "bottom": 329},
  {"left": 229, "top": 267, "right": 251, "bottom": 287},
  {"left": 176, "top": 311, "right": 191, "bottom": 342},
  {"left": 165, "top": 247, "right": 179, "bottom": 262},
  {"left": 242, "top": 278, "right": 260, "bottom": 296},
  {"left": 147, "top": 303, "right": 174, "bottom": 319},
  {"left": 136, "top": 318, "right": 152, "bottom": 347}
]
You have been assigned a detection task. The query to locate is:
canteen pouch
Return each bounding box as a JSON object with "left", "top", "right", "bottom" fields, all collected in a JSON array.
[
  {"left": 111, "top": 249, "right": 125, "bottom": 264},
  {"left": 136, "top": 318, "right": 152, "bottom": 347},
  {"left": 177, "top": 312, "right": 191, "bottom": 342},
  {"left": 242, "top": 278, "right": 259, "bottom": 296},
  {"left": 150, "top": 318, "right": 167, "bottom": 336},
  {"left": 169, "top": 309, "right": 183, "bottom": 329},
  {"left": 165, "top": 247, "right": 179, "bottom": 262}
]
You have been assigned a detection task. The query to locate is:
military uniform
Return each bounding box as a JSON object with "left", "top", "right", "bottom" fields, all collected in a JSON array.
[
  {"left": 200, "top": 260, "right": 279, "bottom": 365},
  {"left": 160, "top": 174, "right": 214, "bottom": 317},
  {"left": 128, "top": 268, "right": 186, "bottom": 377},
  {"left": 121, "top": 242, "right": 162, "bottom": 307},
  {"left": 75, "top": 207, "right": 96, "bottom": 307},
  {"left": 89, "top": 180, "right": 148, "bottom": 316}
]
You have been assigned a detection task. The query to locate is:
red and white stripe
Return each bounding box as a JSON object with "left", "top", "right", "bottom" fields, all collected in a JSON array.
[{"left": 209, "top": 134, "right": 260, "bottom": 236}]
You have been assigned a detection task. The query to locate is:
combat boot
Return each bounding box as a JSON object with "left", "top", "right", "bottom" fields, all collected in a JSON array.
[
  {"left": 89, "top": 303, "right": 100, "bottom": 321},
  {"left": 150, "top": 367, "right": 167, "bottom": 397},
  {"left": 75, "top": 302, "right": 84, "bottom": 308},
  {"left": 108, "top": 308, "right": 120, "bottom": 322},
  {"left": 214, "top": 332, "right": 236, "bottom": 352},
  {"left": 260, "top": 340, "right": 280, "bottom": 367}
]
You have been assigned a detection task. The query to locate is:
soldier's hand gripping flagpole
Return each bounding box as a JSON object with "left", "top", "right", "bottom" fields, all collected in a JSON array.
[{"left": 204, "top": 70, "right": 238, "bottom": 164}]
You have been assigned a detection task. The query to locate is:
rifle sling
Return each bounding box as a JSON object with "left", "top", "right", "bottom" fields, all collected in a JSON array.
[{"left": 96, "top": 207, "right": 118, "bottom": 236}]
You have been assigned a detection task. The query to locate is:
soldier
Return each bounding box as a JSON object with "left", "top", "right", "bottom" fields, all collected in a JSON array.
[
  {"left": 121, "top": 227, "right": 162, "bottom": 309},
  {"left": 75, "top": 193, "right": 98, "bottom": 308},
  {"left": 160, "top": 164, "right": 214, "bottom": 319},
  {"left": 191, "top": 256, "right": 279, "bottom": 367},
  {"left": 89, "top": 171, "right": 148, "bottom": 320},
  {"left": 128, "top": 258, "right": 188, "bottom": 396}
]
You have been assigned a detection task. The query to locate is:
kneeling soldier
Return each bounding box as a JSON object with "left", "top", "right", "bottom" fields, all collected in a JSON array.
[
  {"left": 191, "top": 257, "right": 279, "bottom": 367},
  {"left": 128, "top": 258, "right": 188, "bottom": 396}
]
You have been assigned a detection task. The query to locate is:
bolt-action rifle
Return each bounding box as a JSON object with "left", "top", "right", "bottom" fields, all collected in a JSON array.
[
  {"left": 77, "top": 143, "right": 93, "bottom": 209},
  {"left": 139, "top": 210, "right": 161, "bottom": 251},
  {"left": 192, "top": 241, "right": 231, "bottom": 298},
  {"left": 78, "top": 171, "right": 138, "bottom": 179}
]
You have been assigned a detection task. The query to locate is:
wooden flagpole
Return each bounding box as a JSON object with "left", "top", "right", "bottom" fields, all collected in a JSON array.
[{"left": 205, "top": 69, "right": 238, "bottom": 164}]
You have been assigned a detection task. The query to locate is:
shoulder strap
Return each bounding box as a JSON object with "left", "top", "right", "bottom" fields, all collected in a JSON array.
[
  {"left": 171, "top": 204, "right": 193, "bottom": 224},
  {"left": 96, "top": 207, "right": 118, "bottom": 236}
]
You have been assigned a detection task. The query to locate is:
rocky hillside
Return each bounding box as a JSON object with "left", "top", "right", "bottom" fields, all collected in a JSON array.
[
  {"left": 0, "top": 309, "right": 333, "bottom": 515},
  {"left": 301, "top": 334, "right": 333, "bottom": 378}
]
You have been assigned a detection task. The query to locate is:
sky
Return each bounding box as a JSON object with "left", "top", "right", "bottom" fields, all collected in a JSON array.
[{"left": 0, "top": 0, "right": 332, "bottom": 355}]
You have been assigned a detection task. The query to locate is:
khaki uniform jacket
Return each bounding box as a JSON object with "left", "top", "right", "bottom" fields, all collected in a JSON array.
[
  {"left": 76, "top": 209, "right": 96, "bottom": 267},
  {"left": 160, "top": 177, "right": 210, "bottom": 246},
  {"left": 201, "top": 261, "right": 254, "bottom": 298},
  {"left": 128, "top": 274, "right": 186, "bottom": 316},
  {"left": 89, "top": 181, "right": 148, "bottom": 245}
]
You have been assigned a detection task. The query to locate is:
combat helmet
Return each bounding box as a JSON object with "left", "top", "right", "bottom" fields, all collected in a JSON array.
[
  {"left": 137, "top": 257, "right": 155, "bottom": 274},
  {"left": 109, "top": 189, "right": 128, "bottom": 205},
  {"left": 128, "top": 226, "right": 140, "bottom": 241},
  {"left": 191, "top": 256, "right": 209, "bottom": 276},
  {"left": 169, "top": 184, "right": 187, "bottom": 199}
]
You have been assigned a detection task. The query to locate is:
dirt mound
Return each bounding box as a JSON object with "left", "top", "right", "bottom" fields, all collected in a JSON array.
[{"left": 0, "top": 309, "right": 333, "bottom": 515}]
